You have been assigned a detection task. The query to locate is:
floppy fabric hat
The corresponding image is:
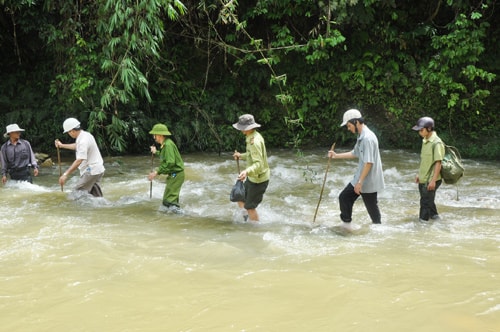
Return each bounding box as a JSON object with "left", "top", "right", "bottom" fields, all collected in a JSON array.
[
  {"left": 232, "top": 114, "right": 261, "bottom": 131},
  {"left": 149, "top": 123, "right": 172, "bottom": 136},
  {"left": 4, "top": 124, "right": 25, "bottom": 138}
]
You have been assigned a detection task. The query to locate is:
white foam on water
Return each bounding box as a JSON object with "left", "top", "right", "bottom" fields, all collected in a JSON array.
[{"left": 4, "top": 180, "right": 51, "bottom": 193}]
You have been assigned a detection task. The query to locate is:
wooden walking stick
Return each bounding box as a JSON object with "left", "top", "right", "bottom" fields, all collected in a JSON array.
[
  {"left": 236, "top": 151, "right": 241, "bottom": 174},
  {"left": 230, "top": 151, "right": 246, "bottom": 203},
  {"left": 150, "top": 151, "right": 154, "bottom": 199},
  {"left": 313, "top": 143, "right": 336, "bottom": 223},
  {"left": 57, "top": 146, "right": 63, "bottom": 192}
]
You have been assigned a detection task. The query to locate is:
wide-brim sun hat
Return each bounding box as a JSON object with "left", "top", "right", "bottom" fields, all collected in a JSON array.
[
  {"left": 232, "top": 114, "right": 261, "bottom": 131},
  {"left": 4, "top": 124, "right": 25, "bottom": 138},
  {"left": 340, "top": 109, "right": 362, "bottom": 127},
  {"left": 149, "top": 123, "right": 172, "bottom": 136}
]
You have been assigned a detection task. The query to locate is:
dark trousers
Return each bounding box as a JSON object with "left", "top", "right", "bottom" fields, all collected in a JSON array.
[
  {"left": 339, "top": 183, "right": 381, "bottom": 224},
  {"left": 9, "top": 167, "right": 32, "bottom": 183},
  {"left": 418, "top": 180, "right": 442, "bottom": 221}
]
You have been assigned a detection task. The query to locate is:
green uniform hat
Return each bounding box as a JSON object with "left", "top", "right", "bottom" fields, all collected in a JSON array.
[{"left": 149, "top": 123, "right": 172, "bottom": 136}]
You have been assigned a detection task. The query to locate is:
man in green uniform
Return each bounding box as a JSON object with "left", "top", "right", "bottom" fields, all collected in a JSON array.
[
  {"left": 232, "top": 114, "right": 270, "bottom": 223},
  {"left": 148, "top": 124, "right": 185, "bottom": 213},
  {"left": 412, "top": 117, "right": 445, "bottom": 222}
]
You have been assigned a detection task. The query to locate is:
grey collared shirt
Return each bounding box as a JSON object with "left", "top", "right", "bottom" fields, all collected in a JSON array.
[
  {"left": 350, "top": 125, "right": 385, "bottom": 193},
  {"left": 0, "top": 139, "right": 38, "bottom": 176}
]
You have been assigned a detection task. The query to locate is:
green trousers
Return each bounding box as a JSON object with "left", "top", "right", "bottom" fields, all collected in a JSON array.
[{"left": 162, "top": 171, "right": 185, "bottom": 207}]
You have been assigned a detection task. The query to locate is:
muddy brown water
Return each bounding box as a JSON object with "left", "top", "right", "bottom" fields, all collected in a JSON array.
[{"left": 1, "top": 149, "right": 498, "bottom": 331}]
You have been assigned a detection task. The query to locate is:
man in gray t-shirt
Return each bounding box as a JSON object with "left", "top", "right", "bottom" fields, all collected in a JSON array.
[{"left": 328, "top": 109, "right": 385, "bottom": 226}]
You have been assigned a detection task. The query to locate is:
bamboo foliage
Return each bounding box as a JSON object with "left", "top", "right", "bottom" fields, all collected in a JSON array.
[
  {"left": 98, "top": 0, "right": 186, "bottom": 111},
  {"left": 0, "top": 0, "right": 498, "bottom": 158}
]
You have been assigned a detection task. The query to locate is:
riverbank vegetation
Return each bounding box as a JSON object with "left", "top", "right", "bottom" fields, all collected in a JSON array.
[{"left": 0, "top": 0, "right": 498, "bottom": 159}]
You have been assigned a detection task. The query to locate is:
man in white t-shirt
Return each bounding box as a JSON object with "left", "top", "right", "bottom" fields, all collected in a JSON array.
[{"left": 54, "top": 118, "right": 105, "bottom": 197}]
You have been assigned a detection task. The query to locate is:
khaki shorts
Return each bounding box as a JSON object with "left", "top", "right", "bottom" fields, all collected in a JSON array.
[{"left": 75, "top": 172, "right": 104, "bottom": 197}]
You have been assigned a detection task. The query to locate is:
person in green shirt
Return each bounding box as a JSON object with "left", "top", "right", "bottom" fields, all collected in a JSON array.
[
  {"left": 148, "top": 123, "right": 185, "bottom": 214},
  {"left": 412, "top": 117, "right": 445, "bottom": 222},
  {"left": 232, "top": 114, "right": 270, "bottom": 223}
]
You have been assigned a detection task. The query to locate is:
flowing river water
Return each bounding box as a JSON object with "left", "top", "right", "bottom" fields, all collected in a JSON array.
[{"left": 1, "top": 149, "right": 498, "bottom": 331}]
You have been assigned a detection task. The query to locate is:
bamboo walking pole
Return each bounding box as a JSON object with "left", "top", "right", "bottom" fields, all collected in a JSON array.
[
  {"left": 236, "top": 150, "right": 241, "bottom": 174},
  {"left": 150, "top": 152, "right": 154, "bottom": 199},
  {"left": 313, "top": 143, "right": 336, "bottom": 223},
  {"left": 57, "top": 146, "right": 63, "bottom": 192}
]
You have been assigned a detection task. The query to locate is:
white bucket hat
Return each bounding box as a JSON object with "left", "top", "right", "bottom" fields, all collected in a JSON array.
[
  {"left": 340, "top": 109, "right": 362, "bottom": 127},
  {"left": 4, "top": 124, "right": 25, "bottom": 138},
  {"left": 232, "top": 114, "right": 261, "bottom": 131}
]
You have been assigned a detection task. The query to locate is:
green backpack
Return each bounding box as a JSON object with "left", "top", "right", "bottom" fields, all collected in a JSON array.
[{"left": 434, "top": 142, "right": 465, "bottom": 185}]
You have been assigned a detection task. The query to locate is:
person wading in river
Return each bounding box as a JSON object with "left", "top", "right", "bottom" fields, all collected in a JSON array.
[
  {"left": 412, "top": 116, "right": 445, "bottom": 222},
  {"left": 232, "top": 114, "right": 270, "bottom": 223},
  {"left": 1, "top": 124, "right": 39, "bottom": 184},
  {"left": 328, "top": 109, "right": 385, "bottom": 228},
  {"left": 148, "top": 123, "right": 185, "bottom": 214},
  {"left": 55, "top": 118, "right": 105, "bottom": 197}
]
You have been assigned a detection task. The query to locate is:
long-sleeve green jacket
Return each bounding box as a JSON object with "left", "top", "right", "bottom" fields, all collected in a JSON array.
[
  {"left": 156, "top": 138, "right": 184, "bottom": 175},
  {"left": 239, "top": 131, "right": 270, "bottom": 183}
]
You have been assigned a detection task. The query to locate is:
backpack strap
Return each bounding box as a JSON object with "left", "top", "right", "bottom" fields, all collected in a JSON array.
[{"left": 426, "top": 140, "right": 444, "bottom": 182}]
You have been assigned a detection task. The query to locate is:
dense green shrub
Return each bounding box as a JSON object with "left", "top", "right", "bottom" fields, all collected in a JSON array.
[{"left": 0, "top": 0, "right": 498, "bottom": 159}]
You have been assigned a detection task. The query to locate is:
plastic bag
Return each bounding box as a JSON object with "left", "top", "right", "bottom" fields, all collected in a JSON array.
[{"left": 230, "top": 180, "right": 245, "bottom": 202}]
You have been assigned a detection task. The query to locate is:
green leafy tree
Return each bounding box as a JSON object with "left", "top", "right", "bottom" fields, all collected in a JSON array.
[{"left": 0, "top": 0, "right": 498, "bottom": 158}]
